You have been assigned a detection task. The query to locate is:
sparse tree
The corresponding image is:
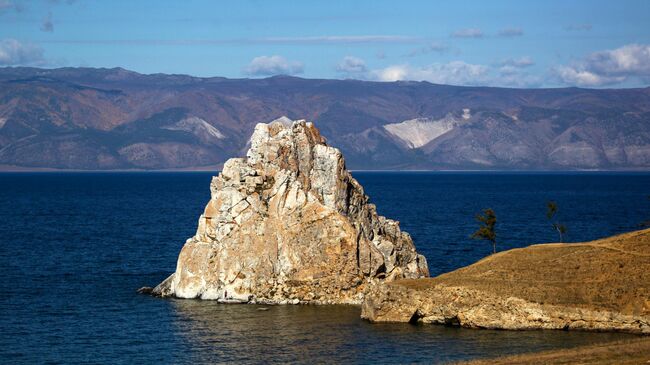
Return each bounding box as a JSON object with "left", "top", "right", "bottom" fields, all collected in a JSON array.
[
  {"left": 471, "top": 208, "right": 497, "bottom": 254},
  {"left": 546, "top": 201, "right": 567, "bottom": 242}
]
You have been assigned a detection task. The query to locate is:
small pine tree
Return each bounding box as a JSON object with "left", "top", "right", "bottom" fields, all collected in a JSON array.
[
  {"left": 546, "top": 201, "right": 567, "bottom": 242},
  {"left": 471, "top": 208, "right": 497, "bottom": 254}
]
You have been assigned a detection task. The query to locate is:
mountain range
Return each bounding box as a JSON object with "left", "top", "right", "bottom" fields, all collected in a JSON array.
[{"left": 1, "top": 67, "right": 649, "bottom": 170}]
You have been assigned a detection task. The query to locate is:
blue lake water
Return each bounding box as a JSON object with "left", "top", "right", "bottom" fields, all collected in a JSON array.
[{"left": 1, "top": 172, "right": 648, "bottom": 364}]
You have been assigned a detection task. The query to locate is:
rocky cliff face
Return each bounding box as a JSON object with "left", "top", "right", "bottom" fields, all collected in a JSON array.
[
  {"left": 362, "top": 281, "right": 649, "bottom": 333},
  {"left": 361, "top": 229, "right": 650, "bottom": 334},
  {"left": 154, "top": 119, "right": 429, "bottom": 304}
]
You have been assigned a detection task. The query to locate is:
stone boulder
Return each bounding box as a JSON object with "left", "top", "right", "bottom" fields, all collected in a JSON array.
[{"left": 154, "top": 119, "right": 429, "bottom": 304}]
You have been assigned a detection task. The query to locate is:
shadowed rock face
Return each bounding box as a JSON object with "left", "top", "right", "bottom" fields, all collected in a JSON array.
[
  {"left": 154, "top": 119, "right": 429, "bottom": 304},
  {"left": 361, "top": 229, "right": 650, "bottom": 334}
]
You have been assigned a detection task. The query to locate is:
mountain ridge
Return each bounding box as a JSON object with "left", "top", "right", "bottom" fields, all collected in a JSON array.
[{"left": 1, "top": 67, "right": 649, "bottom": 170}]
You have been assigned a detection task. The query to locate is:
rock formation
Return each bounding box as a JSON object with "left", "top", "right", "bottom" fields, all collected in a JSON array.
[
  {"left": 362, "top": 229, "right": 650, "bottom": 334},
  {"left": 154, "top": 119, "right": 429, "bottom": 304}
]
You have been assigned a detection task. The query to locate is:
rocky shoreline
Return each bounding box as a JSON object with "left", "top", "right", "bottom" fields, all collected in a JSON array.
[{"left": 361, "top": 229, "right": 650, "bottom": 334}]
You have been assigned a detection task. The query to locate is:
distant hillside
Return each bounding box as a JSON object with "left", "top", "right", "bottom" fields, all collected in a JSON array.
[{"left": 1, "top": 67, "right": 649, "bottom": 170}]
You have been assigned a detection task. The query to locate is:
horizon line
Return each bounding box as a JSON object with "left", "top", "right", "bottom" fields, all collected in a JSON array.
[{"left": 2, "top": 65, "right": 649, "bottom": 91}]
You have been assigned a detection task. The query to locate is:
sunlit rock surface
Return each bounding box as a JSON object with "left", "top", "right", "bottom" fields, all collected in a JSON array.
[
  {"left": 383, "top": 113, "right": 464, "bottom": 149},
  {"left": 154, "top": 119, "right": 429, "bottom": 304},
  {"left": 362, "top": 229, "right": 650, "bottom": 334}
]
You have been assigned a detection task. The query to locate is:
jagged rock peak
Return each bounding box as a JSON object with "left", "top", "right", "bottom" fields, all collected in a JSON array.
[{"left": 153, "top": 119, "right": 429, "bottom": 304}]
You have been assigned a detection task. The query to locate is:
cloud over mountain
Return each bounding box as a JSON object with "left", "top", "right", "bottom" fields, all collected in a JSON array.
[
  {"left": 556, "top": 44, "right": 650, "bottom": 86},
  {"left": 370, "top": 61, "right": 490, "bottom": 85},
  {"left": 244, "top": 55, "right": 304, "bottom": 76},
  {"left": 0, "top": 39, "right": 45, "bottom": 66},
  {"left": 336, "top": 56, "right": 367, "bottom": 74}
]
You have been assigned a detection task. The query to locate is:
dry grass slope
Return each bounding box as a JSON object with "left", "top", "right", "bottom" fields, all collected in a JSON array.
[
  {"left": 456, "top": 336, "right": 650, "bottom": 365},
  {"left": 399, "top": 228, "right": 650, "bottom": 316}
]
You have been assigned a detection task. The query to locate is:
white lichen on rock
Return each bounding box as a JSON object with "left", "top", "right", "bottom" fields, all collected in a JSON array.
[{"left": 154, "top": 119, "right": 429, "bottom": 304}]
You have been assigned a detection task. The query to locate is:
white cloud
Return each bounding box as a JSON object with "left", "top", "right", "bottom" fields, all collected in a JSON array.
[
  {"left": 0, "top": 38, "right": 46, "bottom": 66},
  {"left": 406, "top": 42, "right": 449, "bottom": 57},
  {"left": 244, "top": 55, "right": 304, "bottom": 76},
  {"left": 585, "top": 44, "right": 650, "bottom": 76},
  {"left": 555, "top": 67, "right": 622, "bottom": 87},
  {"left": 555, "top": 44, "right": 650, "bottom": 86},
  {"left": 498, "top": 27, "right": 523, "bottom": 37},
  {"left": 498, "top": 65, "right": 519, "bottom": 76},
  {"left": 41, "top": 11, "right": 54, "bottom": 32},
  {"left": 336, "top": 56, "right": 367, "bottom": 74},
  {"left": 370, "top": 61, "right": 491, "bottom": 86},
  {"left": 496, "top": 65, "right": 542, "bottom": 87},
  {"left": 371, "top": 65, "right": 409, "bottom": 82},
  {"left": 363, "top": 58, "right": 543, "bottom": 88},
  {"left": 451, "top": 28, "right": 483, "bottom": 38}
]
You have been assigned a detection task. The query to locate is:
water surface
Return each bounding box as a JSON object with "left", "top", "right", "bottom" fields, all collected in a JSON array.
[{"left": 1, "top": 172, "right": 647, "bottom": 364}]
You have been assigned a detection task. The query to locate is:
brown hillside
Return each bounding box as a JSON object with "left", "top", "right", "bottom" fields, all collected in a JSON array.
[
  {"left": 414, "top": 228, "right": 650, "bottom": 316},
  {"left": 362, "top": 229, "right": 650, "bottom": 333}
]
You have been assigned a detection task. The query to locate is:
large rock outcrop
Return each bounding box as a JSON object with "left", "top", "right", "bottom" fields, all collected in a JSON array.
[
  {"left": 362, "top": 229, "right": 650, "bottom": 334},
  {"left": 154, "top": 119, "right": 429, "bottom": 304}
]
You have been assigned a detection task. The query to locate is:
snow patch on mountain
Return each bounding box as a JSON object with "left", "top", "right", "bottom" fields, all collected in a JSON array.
[
  {"left": 163, "top": 117, "right": 225, "bottom": 142},
  {"left": 0, "top": 118, "right": 7, "bottom": 129},
  {"left": 384, "top": 114, "right": 462, "bottom": 149}
]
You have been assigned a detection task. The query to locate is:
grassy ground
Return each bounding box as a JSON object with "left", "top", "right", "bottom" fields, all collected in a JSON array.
[
  {"left": 397, "top": 228, "right": 650, "bottom": 316},
  {"left": 456, "top": 336, "right": 650, "bottom": 364}
]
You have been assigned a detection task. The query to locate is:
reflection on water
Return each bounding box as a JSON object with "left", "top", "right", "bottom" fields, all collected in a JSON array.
[{"left": 171, "top": 300, "right": 633, "bottom": 364}]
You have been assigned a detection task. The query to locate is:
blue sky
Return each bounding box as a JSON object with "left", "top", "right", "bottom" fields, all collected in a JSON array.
[{"left": 1, "top": 0, "right": 649, "bottom": 87}]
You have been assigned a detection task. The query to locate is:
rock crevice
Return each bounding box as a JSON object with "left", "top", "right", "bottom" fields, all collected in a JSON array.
[{"left": 154, "top": 119, "right": 429, "bottom": 304}]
